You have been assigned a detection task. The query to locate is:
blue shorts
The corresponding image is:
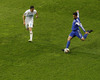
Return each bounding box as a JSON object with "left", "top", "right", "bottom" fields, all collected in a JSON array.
[{"left": 69, "top": 30, "right": 83, "bottom": 39}]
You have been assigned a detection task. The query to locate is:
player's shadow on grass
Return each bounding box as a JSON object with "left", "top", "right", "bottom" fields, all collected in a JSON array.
[{"left": 70, "top": 41, "right": 99, "bottom": 57}]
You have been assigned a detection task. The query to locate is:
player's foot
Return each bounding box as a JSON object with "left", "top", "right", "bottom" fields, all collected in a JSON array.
[
  {"left": 28, "top": 39, "right": 32, "bottom": 42},
  {"left": 62, "top": 48, "right": 70, "bottom": 53},
  {"left": 87, "top": 30, "right": 93, "bottom": 33}
]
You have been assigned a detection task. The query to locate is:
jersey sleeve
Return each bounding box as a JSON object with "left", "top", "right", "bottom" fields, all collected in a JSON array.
[
  {"left": 77, "top": 12, "right": 79, "bottom": 18},
  {"left": 24, "top": 10, "right": 28, "bottom": 16},
  {"left": 76, "top": 19, "right": 86, "bottom": 32},
  {"left": 34, "top": 10, "right": 37, "bottom": 14}
]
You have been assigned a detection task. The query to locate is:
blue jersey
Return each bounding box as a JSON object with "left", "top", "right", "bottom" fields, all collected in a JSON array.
[
  {"left": 72, "top": 18, "right": 80, "bottom": 31},
  {"left": 71, "top": 12, "right": 86, "bottom": 32},
  {"left": 69, "top": 12, "right": 86, "bottom": 39}
]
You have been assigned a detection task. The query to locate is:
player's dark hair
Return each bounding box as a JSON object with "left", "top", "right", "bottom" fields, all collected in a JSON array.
[
  {"left": 73, "top": 12, "right": 77, "bottom": 16},
  {"left": 30, "top": 6, "right": 34, "bottom": 9}
]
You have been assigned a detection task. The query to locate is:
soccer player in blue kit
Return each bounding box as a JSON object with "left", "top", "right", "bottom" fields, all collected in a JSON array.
[{"left": 63, "top": 10, "right": 93, "bottom": 53}]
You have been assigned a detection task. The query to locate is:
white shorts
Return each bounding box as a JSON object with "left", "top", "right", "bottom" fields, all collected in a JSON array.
[{"left": 25, "top": 22, "right": 33, "bottom": 29}]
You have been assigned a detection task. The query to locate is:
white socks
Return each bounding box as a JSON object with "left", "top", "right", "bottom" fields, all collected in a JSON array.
[{"left": 30, "top": 31, "right": 33, "bottom": 41}]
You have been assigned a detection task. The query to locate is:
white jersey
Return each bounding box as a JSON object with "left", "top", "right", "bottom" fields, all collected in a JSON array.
[{"left": 24, "top": 9, "right": 37, "bottom": 24}]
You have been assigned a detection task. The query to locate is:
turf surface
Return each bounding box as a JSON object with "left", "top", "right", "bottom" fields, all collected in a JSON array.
[{"left": 0, "top": 0, "right": 100, "bottom": 80}]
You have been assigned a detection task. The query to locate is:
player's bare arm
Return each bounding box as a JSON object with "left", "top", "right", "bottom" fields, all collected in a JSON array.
[
  {"left": 85, "top": 32, "right": 89, "bottom": 34},
  {"left": 36, "top": 12, "right": 38, "bottom": 18},
  {"left": 23, "top": 15, "right": 25, "bottom": 26},
  {"left": 76, "top": 10, "right": 79, "bottom": 13}
]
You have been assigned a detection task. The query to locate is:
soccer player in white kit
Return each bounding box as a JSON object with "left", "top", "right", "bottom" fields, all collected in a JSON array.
[{"left": 23, "top": 6, "right": 38, "bottom": 42}]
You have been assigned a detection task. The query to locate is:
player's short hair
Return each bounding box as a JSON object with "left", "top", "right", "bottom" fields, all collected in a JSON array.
[
  {"left": 30, "top": 6, "right": 34, "bottom": 9},
  {"left": 73, "top": 12, "right": 77, "bottom": 16}
]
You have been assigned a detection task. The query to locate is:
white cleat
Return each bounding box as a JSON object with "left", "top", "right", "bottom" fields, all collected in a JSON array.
[{"left": 28, "top": 39, "right": 32, "bottom": 42}]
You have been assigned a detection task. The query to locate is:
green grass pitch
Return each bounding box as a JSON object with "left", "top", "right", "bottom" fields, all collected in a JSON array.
[{"left": 0, "top": 0, "right": 100, "bottom": 80}]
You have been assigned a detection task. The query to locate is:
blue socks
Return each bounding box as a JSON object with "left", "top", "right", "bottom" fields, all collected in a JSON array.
[
  {"left": 83, "top": 34, "right": 88, "bottom": 39},
  {"left": 66, "top": 41, "right": 70, "bottom": 48}
]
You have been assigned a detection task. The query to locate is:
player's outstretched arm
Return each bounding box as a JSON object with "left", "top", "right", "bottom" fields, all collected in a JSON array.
[
  {"left": 76, "top": 10, "right": 79, "bottom": 18},
  {"left": 23, "top": 15, "right": 25, "bottom": 26},
  {"left": 79, "top": 23, "right": 86, "bottom": 32},
  {"left": 76, "top": 22, "right": 86, "bottom": 32}
]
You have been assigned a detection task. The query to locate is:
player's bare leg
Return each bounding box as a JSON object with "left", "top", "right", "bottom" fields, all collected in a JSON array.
[
  {"left": 66, "top": 36, "right": 73, "bottom": 47},
  {"left": 28, "top": 27, "right": 33, "bottom": 42},
  {"left": 81, "top": 32, "right": 89, "bottom": 41},
  {"left": 81, "top": 30, "right": 93, "bottom": 41},
  {"left": 63, "top": 36, "right": 73, "bottom": 53}
]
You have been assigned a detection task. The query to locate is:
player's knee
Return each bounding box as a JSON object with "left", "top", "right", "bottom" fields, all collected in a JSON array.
[
  {"left": 29, "top": 28, "right": 32, "bottom": 31},
  {"left": 81, "top": 38, "right": 85, "bottom": 41},
  {"left": 67, "top": 36, "right": 72, "bottom": 41},
  {"left": 67, "top": 38, "right": 71, "bottom": 41}
]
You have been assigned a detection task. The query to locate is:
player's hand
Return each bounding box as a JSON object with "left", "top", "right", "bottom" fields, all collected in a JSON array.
[
  {"left": 23, "top": 22, "right": 25, "bottom": 26},
  {"left": 36, "top": 16, "right": 38, "bottom": 18},
  {"left": 85, "top": 32, "right": 89, "bottom": 34},
  {"left": 76, "top": 10, "right": 79, "bottom": 12}
]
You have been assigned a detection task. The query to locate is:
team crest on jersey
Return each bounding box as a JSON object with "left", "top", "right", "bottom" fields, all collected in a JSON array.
[{"left": 27, "top": 12, "right": 34, "bottom": 17}]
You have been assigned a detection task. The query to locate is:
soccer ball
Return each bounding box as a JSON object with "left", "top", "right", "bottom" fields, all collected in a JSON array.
[{"left": 64, "top": 48, "right": 70, "bottom": 53}]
